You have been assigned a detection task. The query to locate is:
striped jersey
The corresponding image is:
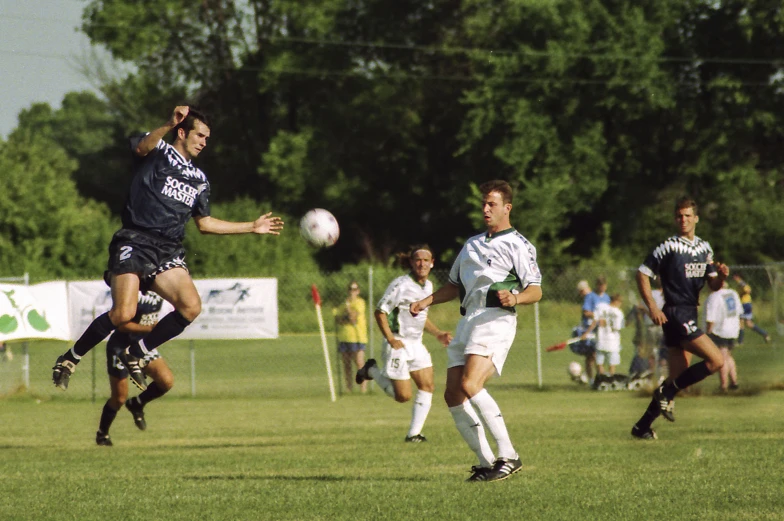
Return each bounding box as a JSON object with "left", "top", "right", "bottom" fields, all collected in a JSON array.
[
  {"left": 376, "top": 274, "right": 433, "bottom": 341},
  {"left": 639, "top": 235, "right": 717, "bottom": 307},
  {"left": 123, "top": 134, "right": 211, "bottom": 242},
  {"left": 448, "top": 228, "right": 542, "bottom": 316}
]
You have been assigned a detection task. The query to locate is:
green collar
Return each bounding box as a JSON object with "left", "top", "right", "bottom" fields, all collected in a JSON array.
[{"left": 408, "top": 273, "right": 427, "bottom": 288}]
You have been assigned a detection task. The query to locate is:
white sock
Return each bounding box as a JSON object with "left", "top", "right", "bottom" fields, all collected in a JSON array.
[
  {"left": 449, "top": 401, "right": 495, "bottom": 468},
  {"left": 368, "top": 364, "right": 395, "bottom": 398},
  {"left": 407, "top": 390, "right": 432, "bottom": 437},
  {"left": 469, "top": 389, "right": 517, "bottom": 460}
]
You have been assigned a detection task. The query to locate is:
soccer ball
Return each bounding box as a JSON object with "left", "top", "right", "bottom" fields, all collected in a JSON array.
[
  {"left": 300, "top": 208, "right": 340, "bottom": 248},
  {"left": 568, "top": 361, "right": 583, "bottom": 379}
]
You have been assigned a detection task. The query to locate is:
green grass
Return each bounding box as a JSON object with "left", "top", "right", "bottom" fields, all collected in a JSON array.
[{"left": 1, "top": 333, "right": 783, "bottom": 520}]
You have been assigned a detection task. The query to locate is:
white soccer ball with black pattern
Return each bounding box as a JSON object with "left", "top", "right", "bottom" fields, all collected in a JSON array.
[
  {"left": 568, "top": 361, "right": 583, "bottom": 379},
  {"left": 300, "top": 208, "right": 340, "bottom": 248}
]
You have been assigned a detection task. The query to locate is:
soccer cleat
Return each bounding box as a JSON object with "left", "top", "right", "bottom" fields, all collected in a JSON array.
[
  {"left": 466, "top": 465, "right": 493, "bottom": 482},
  {"left": 485, "top": 457, "right": 523, "bottom": 482},
  {"left": 52, "top": 355, "right": 77, "bottom": 391},
  {"left": 96, "top": 431, "right": 113, "bottom": 446},
  {"left": 405, "top": 434, "right": 427, "bottom": 443},
  {"left": 118, "top": 349, "right": 147, "bottom": 391},
  {"left": 729, "top": 383, "right": 739, "bottom": 391},
  {"left": 355, "top": 358, "right": 377, "bottom": 385},
  {"left": 654, "top": 384, "right": 675, "bottom": 422},
  {"left": 631, "top": 425, "right": 657, "bottom": 440},
  {"left": 125, "top": 397, "right": 147, "bottom": 431}
]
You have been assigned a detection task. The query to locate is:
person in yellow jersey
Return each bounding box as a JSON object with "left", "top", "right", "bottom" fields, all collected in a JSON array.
[
  {"left": 335, "top": 281, "right": 369, "bottom": 392},
  {"left": 732, "top": 273, "right": 771, "bottom": 344}
]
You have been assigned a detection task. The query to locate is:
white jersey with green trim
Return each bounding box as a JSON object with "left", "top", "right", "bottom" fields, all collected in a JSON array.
[
  {"left": 376, "top": 274, "right": 433, "bottom": 341},
  {"left": 448, "top": 228, "right": 541, "bottom": 316}
]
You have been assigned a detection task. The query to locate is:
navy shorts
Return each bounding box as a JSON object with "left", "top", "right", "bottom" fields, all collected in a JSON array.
[
  {"left": 338, "top": 342, "right": 366, "bottom": 353},
  {"left": 709, "top": 333, "right": 736, "bottom": 350},
  {"left": 570, "top": 326, "right": 596, "bottom": 356},
  {"left": 661, "top": 305, "right": 703, "bottom": 347},
  {"left": 740, "top": 303, "right": 753, "bottom": 320},
  {"left": 106, "top": 229, "right": 188, "bottom": 292}
]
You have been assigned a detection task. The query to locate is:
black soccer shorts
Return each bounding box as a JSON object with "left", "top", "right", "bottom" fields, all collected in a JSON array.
[
  {"left": 661, "top": 305, "right": 704, "bottom": 347},
  {"left": 105, "top": 228, "right": 188, "bottom": 292}
]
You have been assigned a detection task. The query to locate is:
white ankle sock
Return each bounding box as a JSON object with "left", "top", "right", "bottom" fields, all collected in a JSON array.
[
  {"left": 469, "top": 389, "right": 517, "bottom": 460},
  {"left": 368, "top": 364, "right": 395, "bottom": 397},
  {"left": 407, "top": 390, "right": 432, "bottom": 437},
  {"left": 449, "top": 401, "right": 495, "bottom": 468}
]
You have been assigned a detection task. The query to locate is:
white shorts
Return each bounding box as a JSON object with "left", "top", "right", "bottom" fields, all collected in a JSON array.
[
  {"left": 446, "top": 309, "right": 516, "bottom": 376},
  {"left": 596, "top": 350, "right": 621, "bottom": 367},
  {"left": 382, "top": 338, "right": 433, "bottom": 381}
]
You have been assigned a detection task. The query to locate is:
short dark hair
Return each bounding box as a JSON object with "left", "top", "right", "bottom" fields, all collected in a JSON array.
[
  {"left": 596, "top": 275, "right": 607, "bottom": 286},
  {"left": 674, "top": 196, "right": 698, "bottom": 216},
  {"left": 174, "top": 106, "right": 210, "bottom": 138},
  {"left": 479, "top": 180, "right": 513, "bottom": 205}
]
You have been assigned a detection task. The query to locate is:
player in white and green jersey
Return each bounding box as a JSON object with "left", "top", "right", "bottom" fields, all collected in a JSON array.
[
  {"left": 355, "top": 245, "right": 452, "bottom": 443},
  {"left": 410, "top": 180, "right": 542, "bottom": 483}
]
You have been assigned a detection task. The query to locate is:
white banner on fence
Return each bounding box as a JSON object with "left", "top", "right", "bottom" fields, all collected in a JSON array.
[
  {"left": 0, "top": 283, "right": 70, "bottom": 342},
  {"left": 67, "top": 278, "right": 278, "bottom": 341},
  {"left": 179, "top": 278, "right": 278, "bottom": 340}
]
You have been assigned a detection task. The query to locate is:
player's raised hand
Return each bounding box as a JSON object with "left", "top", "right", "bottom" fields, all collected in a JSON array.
[
  {"left": 436, "top": 331, "right": 453, "bottom": 347},
  {"left": 169, "top": 105, "right": 190, "bottom": 127},
  {"left": 714, "top": 262, "right": 730, "bottom": 280},
  {"left": 252, "top": 212, "right": 284, "bottom": 235}
]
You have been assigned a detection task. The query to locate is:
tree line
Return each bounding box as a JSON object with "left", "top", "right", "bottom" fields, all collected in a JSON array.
[{"left": 1, "top": 0, "right": 783, "bottom": 281}]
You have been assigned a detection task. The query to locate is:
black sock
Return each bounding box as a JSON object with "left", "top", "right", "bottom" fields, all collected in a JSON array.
[
  {"left": 635, "top": 397, "right": 661, "bottom": 431},
  {"left": 68, "top": 313, "right": 115, "bottom": 362},
  {"left": 738, "top": 329, "right": 745, "bottom": 344},
  {"left": 669, "top": 361, "right": 712, "bottom": 396},
  {"left": 137, "top": 382, "right": 168, "bottom": 406},
  {"left": 129, "top": 311, "right": 191, "bottom": 357},
  {"left": 98, "top": 400, "right": 119, "bottom": 434}
]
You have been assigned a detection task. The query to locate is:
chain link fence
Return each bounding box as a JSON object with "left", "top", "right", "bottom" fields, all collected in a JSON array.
[{"left": 1, "top": 264, "right": 782, "bottom": 399}]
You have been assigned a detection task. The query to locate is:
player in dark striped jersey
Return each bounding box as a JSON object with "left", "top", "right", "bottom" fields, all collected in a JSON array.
[
  {"left": 631, "top": 197, "right": 729, "bottom": 440},
  {"left": 96, "top": 291, "right": 173, "bottom": 446},
  {"left": 53, "top": 105, "right": 284, "bottom": 393}
]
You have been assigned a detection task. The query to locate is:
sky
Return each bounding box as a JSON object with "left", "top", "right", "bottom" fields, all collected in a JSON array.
[{"left": 0, "top": 0, "right": 101, "bottom": 139}]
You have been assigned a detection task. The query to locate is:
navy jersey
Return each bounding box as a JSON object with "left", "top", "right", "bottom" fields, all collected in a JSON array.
[
  {"left": 639, "top": 235, "right": 717, "bottom": 307},
  {"left": 132, "top": 291, "right": 165, "bottom": 326},
  {"left": 122, "top": 134, "right": 211, "bottom": 242}
]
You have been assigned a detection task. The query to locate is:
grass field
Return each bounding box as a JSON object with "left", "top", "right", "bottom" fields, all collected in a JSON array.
[{"left": 1, "top": 331, "right": 783, "bottom": 520}]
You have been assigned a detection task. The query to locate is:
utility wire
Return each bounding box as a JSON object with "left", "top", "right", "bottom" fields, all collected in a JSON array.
[{"left": 2, "top": 13, "right": 784, "bottom": 67}]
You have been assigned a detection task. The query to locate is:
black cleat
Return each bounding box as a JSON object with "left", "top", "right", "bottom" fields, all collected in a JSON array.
[
  {"left": 654, "top": 384, "right": 675, "bottom": 422},
  {"left": 405, "top": 434, "right": 427, "bottom": 443},
  {"left": 466, "top": 465, "right": 493, "bottom": 482},
  {"left": 729, "top": 383, "right": 739, "bottom": 391},
  {"left": 118, "top": 349, "right": 147, "bottom": 391},
  {"left": 631, "top": 425, "right": 657, "bottom": 440},
  {"left": 485, "top": 457, "right": 523, "bottom": 482},
  {"left": 355, "top": 359, "right": 377, "bottom": 385},
  {"left": 52, "top": 355, "right": 77, "bottom": 391},
  {"left": 96, "top": 431, "right": 113, "bottom": 446},
  {"left": 125, "top": 397, "right": 147, "bottom": 431}
]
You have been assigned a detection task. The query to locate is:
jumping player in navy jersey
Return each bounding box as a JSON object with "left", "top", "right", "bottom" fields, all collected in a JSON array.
[
  {"left": 631, "top": 197, "right": 729, "bottom": 440},
  {"left": 53, "top": 105, "right": 284, "bottom": 392}
]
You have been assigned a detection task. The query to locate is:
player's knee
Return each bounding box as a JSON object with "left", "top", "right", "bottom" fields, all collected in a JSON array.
[
  {"left": 707, "top": 357, "right": 724, "bottom": 373},
  {"left": 394, "top": 392, "right": 411, "bottom": 403},
  {"left": 460, "top": 379, "right": 482, "bottom": 398},
  {"left": 178, "top": 301, "right": 201, "bottom": 322},
  {"left": 443, "top": 388, "right": 461, "bottom": 406},
  {"left": 109, "top": 395, "right": 126, "bottom": 409},
  {"left": 109, "top": 308, "right": 136, "bottom": 327},
  {"left": 156, "top": 372, "right": 175, "bottom": 392},
  {"left": 419, "top": 382, "right": 435, "bottom": 394}
]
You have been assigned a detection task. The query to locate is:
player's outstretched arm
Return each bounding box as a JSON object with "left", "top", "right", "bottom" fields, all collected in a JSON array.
[
  {"left": 193, "top": 213, "right": 284, "bottom": 236},
  {"left": 135, "top": 105, "right": 190, "bottom": 157},
  {"left": 410, "top": 283, "right": 460, "bottom": 316},
  {"left": 424, "top": 318, "right": 452, "bottom": 346}
]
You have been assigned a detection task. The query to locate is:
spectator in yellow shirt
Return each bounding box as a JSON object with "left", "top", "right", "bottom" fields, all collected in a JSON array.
[
  {"left": 732, "top": 273, "right": 771, "bottom": 344},
  {"left": 335, "top": 281, "right": 368, "bottom": 392}
]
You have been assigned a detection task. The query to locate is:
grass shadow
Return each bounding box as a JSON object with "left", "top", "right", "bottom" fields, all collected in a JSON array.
[{"left": 183, "top": 474, "right": 428, "bottom": 482}]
